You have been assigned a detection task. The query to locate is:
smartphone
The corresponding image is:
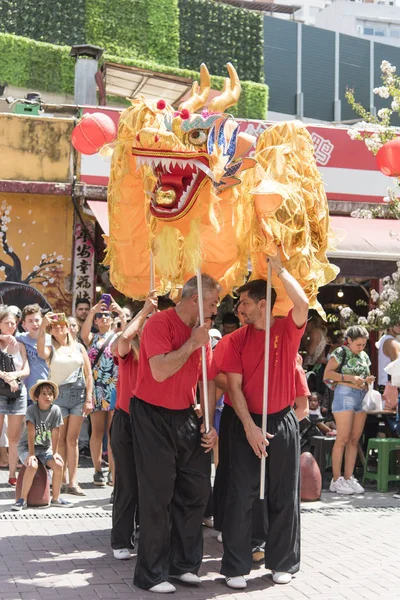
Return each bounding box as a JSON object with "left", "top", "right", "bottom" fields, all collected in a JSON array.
[
  {"left": 50, "top": 313, "right": 67, "bottom": 324},
  {"left": 100, "top": 293, "right": 112, "bottom": 308}
]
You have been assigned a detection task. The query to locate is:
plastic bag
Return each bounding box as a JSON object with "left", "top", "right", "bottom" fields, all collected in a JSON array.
[
  {"left": 362, "top": 384, "right": 382, "bottom": 412},
  {"left": 384, "top": 356, "right": 400, "bottom": 388}
]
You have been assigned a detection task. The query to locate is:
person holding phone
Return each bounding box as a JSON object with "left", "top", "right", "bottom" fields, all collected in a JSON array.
[
  {"left": 324, "top": 325, "right": 375, "bottom": 495},
  {"left": 37, "top": 312, "right": 93, "bottom": 496},
  {"left": 81, "top": 298, "right": 126, "bottom": 487}
]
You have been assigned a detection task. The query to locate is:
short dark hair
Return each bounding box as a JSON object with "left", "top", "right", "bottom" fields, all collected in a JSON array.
[
  {"left": 238, "top": 279, "right": 277, "bottom": 307},
  {"left": 34, "top": 382, "right": 56, "bottom": 399},
  {"left": 222, "top": 312, "right": 239, "bottom": 326},
  {"left": 75, "top": 297, "right": 91, "bottom": 309},
  {"left": 21, "top": 304, "right": 42, "bottom": 322}
]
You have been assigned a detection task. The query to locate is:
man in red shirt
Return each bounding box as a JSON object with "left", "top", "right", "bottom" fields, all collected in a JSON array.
[
  {"left": 131, "top": 274, "right": 219, "bottom": 594},
  {"left": 110, "top": 294, "right": 157, "bottom": 561},
  {"left": 220, "top": 255, "right": 309, "bottom": 589}
]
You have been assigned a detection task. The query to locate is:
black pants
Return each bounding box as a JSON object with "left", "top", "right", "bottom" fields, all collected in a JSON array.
[
  {"left": 221, "top": 407, "right": 300, "bottom": 577},
  {"left": 131, "top": 397, "right": 209, "bottom": 590},
  {"left": 214, "top": 404, "right": 266, "bottom": 546},
  {"left": 110, "top": 408, "right": 138, "bottom": 550}
]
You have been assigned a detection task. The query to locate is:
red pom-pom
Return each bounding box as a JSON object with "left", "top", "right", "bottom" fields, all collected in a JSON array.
[
  {"left": 180, "top": 109, "right": 190, "bottom": 120},
  {"left": 157, "top": 99, "right": 167, "bottom": 110},
  {"left": 71, "top": 112, "right": 117, "bottom": 155}
]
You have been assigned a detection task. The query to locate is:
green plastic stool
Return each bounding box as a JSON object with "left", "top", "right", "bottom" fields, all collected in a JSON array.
[{"left": 362, "top": 438, "right": 400, "bottom": 492}]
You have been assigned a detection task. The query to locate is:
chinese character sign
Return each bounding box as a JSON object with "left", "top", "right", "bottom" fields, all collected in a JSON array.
[{"left": 72, "top": 221, "right": 95, "bottom": 306}]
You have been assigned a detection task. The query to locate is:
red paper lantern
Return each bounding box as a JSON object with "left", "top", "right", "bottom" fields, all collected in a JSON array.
[
  {"left": 376, "top": 137, "right": 400, "bottom": 177},
  {"left": 71, "top": 112, "right": 117, "bottom": 155}
]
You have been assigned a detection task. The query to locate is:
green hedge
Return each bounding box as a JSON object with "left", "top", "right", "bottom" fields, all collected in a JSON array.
[
  {"left": 0, "top": 33, "right": 268, "bottom": 119},
  {"left": 85, "top": 0, "right": 179, "bottom": 66},
  {"left": 178, "top": 0, "right": 264, "bottom": 84},
  {"left": 0, "top": 34, "right": 74, "bottom": 94},
  {"left": 0, "top": 0, "right": 179, "bottom": 66},
  {"left": 0, "top": 0, "right": 86, "bottom": 45}
]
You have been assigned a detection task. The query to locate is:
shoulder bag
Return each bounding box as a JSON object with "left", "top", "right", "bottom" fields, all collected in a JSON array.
[
  {"left": 0, "top": 349, "right": 22, "bottom": 401},
  {"left": 91, "top": 333, "right": 116, "bottom": 370},
  {"left": 323, "top": 346, "right": 347, "bottom": 392}
]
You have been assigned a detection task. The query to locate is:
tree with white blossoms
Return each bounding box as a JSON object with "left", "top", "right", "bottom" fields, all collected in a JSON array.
[
  {"left": 346, "top": 60, "right": 400, "bottom": 220},
  {"left": 339, "top": 262, "right": 400, "bottom": 331},
  {"left": 0, "top": 201, "right": 64, "bottom": 287}
]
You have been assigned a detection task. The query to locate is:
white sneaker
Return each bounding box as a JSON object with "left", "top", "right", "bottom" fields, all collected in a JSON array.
[
  {"left": 329, "top": 477, "right": 354, "bottom": 495},
  {"left": 113, "top": 548, "right": 131, "bottom": 560},
  {"left": 217, "top": 532, "right": 223, "bottom": 543},
  {"left": 171, "top": 573, "right": 201, "bottom": 585},
  {"left": 347, "top": 476, "right": 365, "bottom": 494},
  {"left": 272, "top": 571, "right": 292, "bottom": 584},
  {"left": 149, "top": 581, "right": 176, "bottom": 593},
  {"left": 226, "top": 576, "right": 247, "bottom": 589}
]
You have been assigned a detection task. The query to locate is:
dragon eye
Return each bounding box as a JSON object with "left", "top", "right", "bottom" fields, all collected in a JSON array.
[{"left": 188, "top": 129, "right": 207, "bottom": 145}]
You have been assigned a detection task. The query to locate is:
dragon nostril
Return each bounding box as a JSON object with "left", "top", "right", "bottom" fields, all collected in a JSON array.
[
  {"left": 136, "top": 133, "right": 140, "bottom": 142},
  {"left": 155, "top": 135, "right": 160, "bottom": 143}
]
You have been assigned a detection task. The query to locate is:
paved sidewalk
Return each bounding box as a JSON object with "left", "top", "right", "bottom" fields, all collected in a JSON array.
[{"left": 0, "top": 458, "right": 399, "bottom": 600}]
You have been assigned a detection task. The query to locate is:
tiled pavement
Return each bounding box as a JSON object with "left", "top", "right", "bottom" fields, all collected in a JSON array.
[{"left": 0, "top": 458, "right": 399, "bottom": 600}]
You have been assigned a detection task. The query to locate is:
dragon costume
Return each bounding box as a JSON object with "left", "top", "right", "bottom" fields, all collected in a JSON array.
[{"left": 103, "top": 63, "right": 338, "bottom": 312}]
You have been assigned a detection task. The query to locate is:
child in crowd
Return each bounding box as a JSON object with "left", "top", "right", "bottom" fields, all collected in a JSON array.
[
  {"left": 12, "top": 380, "right": 72, "bottom": 511},
  {"left": 308, "top": 392, "right": 336, "bottom": 436}
]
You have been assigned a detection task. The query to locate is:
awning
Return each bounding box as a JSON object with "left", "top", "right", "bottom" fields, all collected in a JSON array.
[
  {"left": 100, "top": 62, "right": 193, "bottom": 105},
  {"left": 87, "top": 200, "right": 109, "bottom": 236},
  {"left": 328, "top": 216, "right": 400, "bottom": 261}
]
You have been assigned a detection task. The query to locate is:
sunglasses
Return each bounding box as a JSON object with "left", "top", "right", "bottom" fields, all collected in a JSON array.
[{"left": 95, "top": 312, "right": 111, "bottom": 319}]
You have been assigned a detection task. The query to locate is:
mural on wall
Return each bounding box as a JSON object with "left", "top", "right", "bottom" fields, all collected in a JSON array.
[{"left": 0, "top": 194, "right": 74, "bottom": 313}]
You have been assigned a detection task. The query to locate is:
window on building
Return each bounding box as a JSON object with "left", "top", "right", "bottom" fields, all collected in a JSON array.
[
  {"left": 363, "top": 27, "right": 374, "bottom": 35},
  {"left": 374, "top": 29, "right": 386, "bottom": 37},
  {"left": 390, "top": 29, "right": 400, "bottom": 38}
]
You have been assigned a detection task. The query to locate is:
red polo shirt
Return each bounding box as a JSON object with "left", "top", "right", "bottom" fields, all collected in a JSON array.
[
  {"left": 220, "top": 310, "right": 305, "bottom": 415},
  {"left": 116, "top": 351, "right": 138, "bottom": 414},
  {"left": 295, "top": 362, "right": 310, "bottom": 398},
  {"left": 213, "top": 334, "right": 233, "bottom": 407},
  {"left": 134, "top": 308, "right": 214, "bottom": 410}
]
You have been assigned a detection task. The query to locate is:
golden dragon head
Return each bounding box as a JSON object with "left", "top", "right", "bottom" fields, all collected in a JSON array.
[{"left": 131, "top": 63, "right": 255, "bottom": 223}]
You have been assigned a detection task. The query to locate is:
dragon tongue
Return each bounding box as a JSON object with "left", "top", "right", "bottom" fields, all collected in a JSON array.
[{"left": 160, "top": 173, "right": 184, "bottom": 188}]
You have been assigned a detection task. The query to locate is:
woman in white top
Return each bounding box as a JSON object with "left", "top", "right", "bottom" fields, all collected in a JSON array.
[
  {"left": 38, "top": 312, "right": 93, "bottom": 496},
  {"left": 0, "top": 308, "right": 30, "bottom": 487},
  {"left": 376, "top": 325, "right": 400, "bottom": 390}
]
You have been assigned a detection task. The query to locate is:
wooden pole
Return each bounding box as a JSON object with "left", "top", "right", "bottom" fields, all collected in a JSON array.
[
  {"left": 260, "top": 260, "right": 272, "bottom": 500},
  {"left": 149, "top": 250, "right": 155, "bottom": 292},
  {"left": 196, "top": 269, "right": 210, "bottom": 432}
]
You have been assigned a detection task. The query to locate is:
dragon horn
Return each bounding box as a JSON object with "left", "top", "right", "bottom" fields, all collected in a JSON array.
[
  {"left": 179, "top": 63, "right": 211, "bottom": 113},
  {"left": 209, "top": 63, "right": 241, "bottom": 113}
]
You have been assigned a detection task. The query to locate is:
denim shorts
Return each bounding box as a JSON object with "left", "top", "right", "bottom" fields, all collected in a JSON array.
[
  {"left": 55, "top": 381, "right": 85, "bottom": 419},
  {"left": 332, "top": 385, "right": 365, "bottom": 413},
  {"left": 19, "top": 448, "right": 53, "bottom": 466},
  {"left": 0, "top": 385, "right": 27, "bottom": 416}
]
